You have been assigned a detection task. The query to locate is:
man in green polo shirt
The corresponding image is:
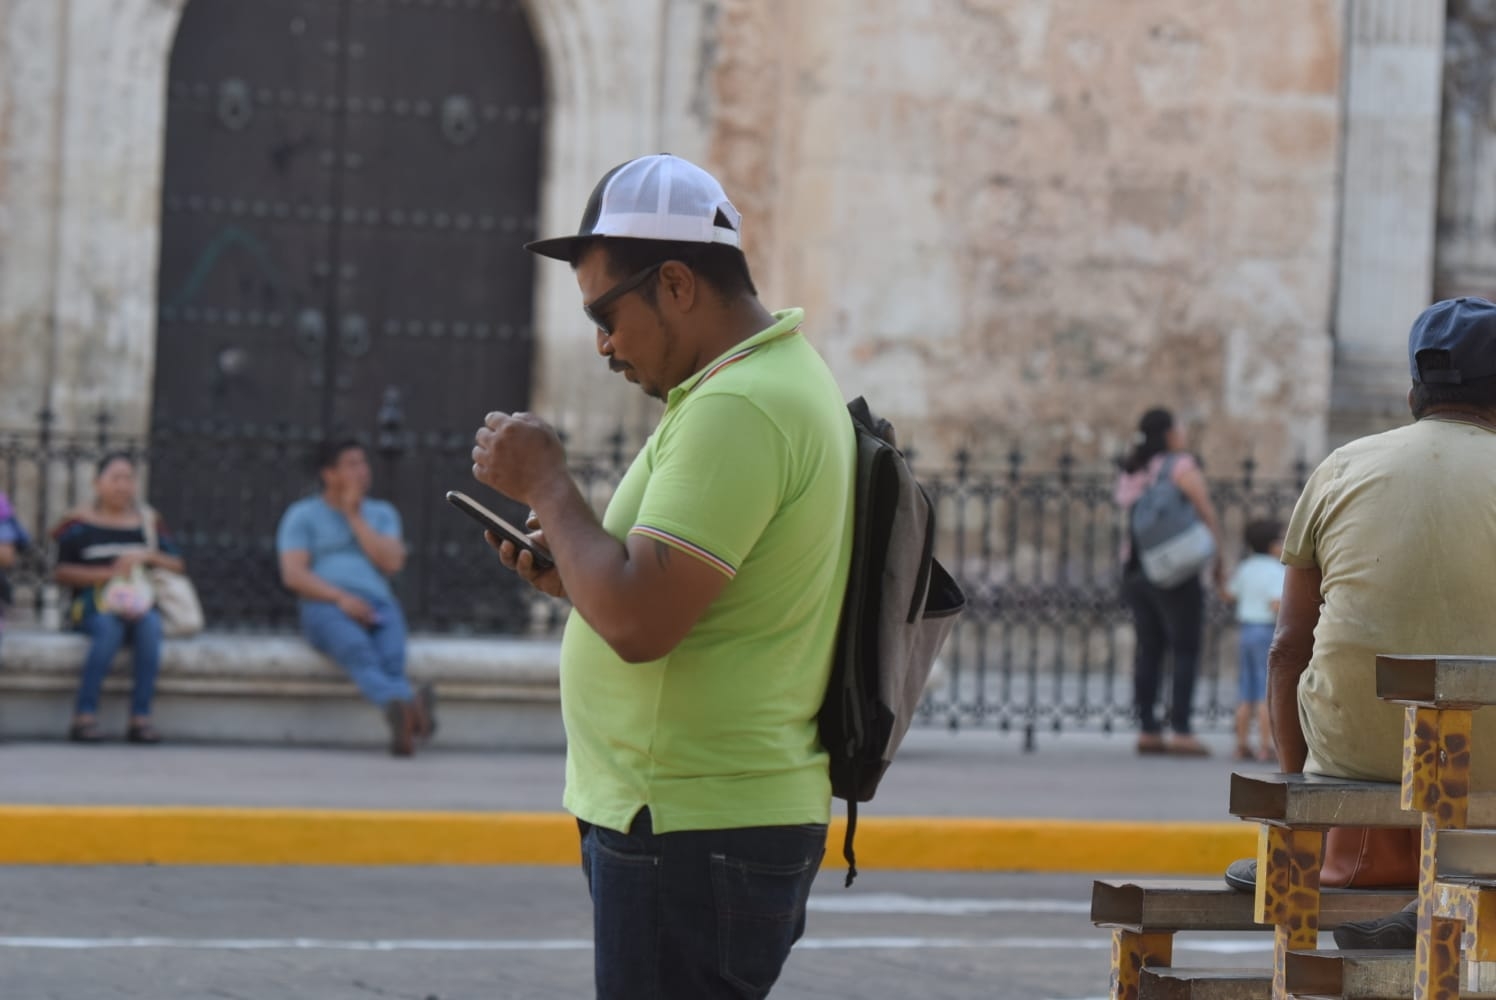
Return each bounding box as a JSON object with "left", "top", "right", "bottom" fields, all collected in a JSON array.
[{"left": 469, "top": 154, "right": 854, "bottom": 999}]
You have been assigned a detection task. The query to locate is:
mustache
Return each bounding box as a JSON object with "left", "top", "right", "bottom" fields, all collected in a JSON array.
[{"left": 608, "top": 360, "right": 631, "bottom": 373}]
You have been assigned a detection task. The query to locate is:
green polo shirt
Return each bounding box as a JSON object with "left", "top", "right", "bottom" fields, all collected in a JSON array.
[{"left": 558, "top": 308, "right": 855, "bottom": 834}]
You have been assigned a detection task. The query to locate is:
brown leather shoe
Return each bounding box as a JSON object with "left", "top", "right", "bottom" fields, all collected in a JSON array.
[
  {"left": 1167, "top": 735, "right": 1211, "bottom": 757},
  {"left": 384, "top": 701, "right": 416, "bottom": 757},
  {"left": 416, "top": 682, "right": 437, "bottom": 743}
]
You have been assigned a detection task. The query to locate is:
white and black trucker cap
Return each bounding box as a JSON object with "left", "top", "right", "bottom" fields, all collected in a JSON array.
[{"left": 525, "top": 154, "right": 743, "bottom": 261}]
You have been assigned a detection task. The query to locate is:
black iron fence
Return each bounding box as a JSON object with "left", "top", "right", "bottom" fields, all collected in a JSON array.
[{"left": 0, "top": 410, "right": 1312, "bottom": 740}]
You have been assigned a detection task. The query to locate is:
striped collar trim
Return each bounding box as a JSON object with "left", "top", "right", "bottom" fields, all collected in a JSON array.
[{"left": 668, "top": 308, "right": 804, "bottom": 405}]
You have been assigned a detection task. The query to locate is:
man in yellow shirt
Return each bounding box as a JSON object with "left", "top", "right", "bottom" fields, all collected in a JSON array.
[
  {"left": 1229, "top": 296, "right": 1496, "bottom": 950},
  {"left": 469, "top": 155, "right": 855, "bottom": 998}
]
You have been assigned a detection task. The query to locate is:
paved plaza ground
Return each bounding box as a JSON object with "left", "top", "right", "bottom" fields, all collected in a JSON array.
[{"left": 0, "top": 726, "right": 1270, "bottom": 998}]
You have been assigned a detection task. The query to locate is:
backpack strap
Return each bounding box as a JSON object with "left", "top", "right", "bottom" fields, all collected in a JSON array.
[
  {"left": 139, "top": 504, "right": 160, "bottom": 552},
  {"left": 1130, "top": 453, "right": 1181, "bottom": 542},
  {"left": 843, "top": 798, "right": 859, "bottom": 888},
  {"left": 1153, "top": 452, "right": 1180, "bottom": 484}
]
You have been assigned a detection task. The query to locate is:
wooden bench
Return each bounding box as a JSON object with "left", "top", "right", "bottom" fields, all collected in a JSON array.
[
  {"left": 1094, "top": 654, "right": 1496, "bottom": 1000},
  {"left": 1377, "top": 656, "right": 1496, "bottom": 999},
  {"left": 1092, "top": 879, "right": 1414, "bottom": 1000}
]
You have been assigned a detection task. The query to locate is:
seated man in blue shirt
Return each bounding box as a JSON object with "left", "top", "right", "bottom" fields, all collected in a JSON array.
[{"left": 276, "top": 440, "right": 433, "bottom": 756}]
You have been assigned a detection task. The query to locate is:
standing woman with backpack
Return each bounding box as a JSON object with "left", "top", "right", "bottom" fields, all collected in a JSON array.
[{"left": 1114, "top": 407, "right": 1224, "bottom": 756}]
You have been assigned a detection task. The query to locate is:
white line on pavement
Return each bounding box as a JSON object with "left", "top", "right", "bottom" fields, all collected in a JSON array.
[
  {"left": 0, "top": 935, "right": 1275, "bottom": 954},
  {"left": 808, "top": 893, "right": 1092, "bottom": 915}
]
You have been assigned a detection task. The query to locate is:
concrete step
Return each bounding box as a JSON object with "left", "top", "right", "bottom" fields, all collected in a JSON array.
[{"left": 0, "top": 627, "right": 563, "bottom": 750}]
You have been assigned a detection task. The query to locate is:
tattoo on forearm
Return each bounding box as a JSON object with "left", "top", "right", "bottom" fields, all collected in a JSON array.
[{"left": 653, "top": 540, "right": 672, "bottom": 570}]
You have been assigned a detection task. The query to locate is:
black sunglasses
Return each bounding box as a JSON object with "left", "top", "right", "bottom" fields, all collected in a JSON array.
[{"left": 583, "top": 263, "right": 664, "bottom": 335}]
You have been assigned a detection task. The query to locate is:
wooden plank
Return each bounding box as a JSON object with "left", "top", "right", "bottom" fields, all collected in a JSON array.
[
  {"left": 1378, "top": 654, "right": 1496, "bottom": 708},
  {"left": 1434, "top": 831, "right": 1496, "bottom": 881},
  {"left": 1287, "top": 948, "right": 1496, "bottom": 998},
  {"left": 1090, "top": 879, "right": 1415, "bottom": 933},
  {"left": 1229, "top": 772, "right": 1496, "bottom": 828},
  {"left": 1284, "top": 948, "right": 1413, "bottom": 998},
  {"left": 1139, "top": 967, "right": 1271, "bottom": 1000}
]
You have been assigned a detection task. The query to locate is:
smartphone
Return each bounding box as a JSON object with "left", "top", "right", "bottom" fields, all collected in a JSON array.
[{"left": 445, "top": 490, "right": 555, "bottom": 571}]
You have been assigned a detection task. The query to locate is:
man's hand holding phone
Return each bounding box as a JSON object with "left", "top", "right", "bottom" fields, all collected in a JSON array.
[
  {"left": 446, "top": 491, "right": 564, "bottom": 597},
  {"left": 487, "top": 511, "right": 567, "bottom": 599}
]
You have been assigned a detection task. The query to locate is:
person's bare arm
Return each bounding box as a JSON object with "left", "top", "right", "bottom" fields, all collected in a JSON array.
[
  {"left": 278, "top": 549, "right": 376, "bottom": 625},
  {"left": 0, "top": 542, "right": 14, "bottom": 570},
  {"left": 1268, "top": 565, "right": 1323, "bottom": 773},
  {"left": 144, "top": 549, "right": 186, "bottom": 575},
  {"left": 517, "top": 473, "right": 729, "bottom": 663},
  {"left": 346, "top": 511, "right": 405, "bottom": 576},
  {"left": 328, "top": 485, "right": 404, "bottom": 575},
  {"left": 474, "top": 412, "right": 729, "bottom": 663},
  {"left": 55, "top": 561, "right": 117, "bottom": 589},
  {"left": 1175, "top": 461, "right": 1225, "bottom": 586}
]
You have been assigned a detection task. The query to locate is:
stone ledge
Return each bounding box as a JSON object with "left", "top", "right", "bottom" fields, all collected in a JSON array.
[
  {"left": 0, "top": 628, "right": 560, "bottom": 693},
  {"left": 0, "top": 628, "right": 565, "bottom": 750}
]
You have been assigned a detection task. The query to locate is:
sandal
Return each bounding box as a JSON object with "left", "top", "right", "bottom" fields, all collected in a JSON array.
[
  {"left": 1233, "top": 745, "right": 1256, "bottom": 762},
  {"left": 68, "top": 719, "right": 105, "bottom": 744},
  {"left": 126, "top": 722, "right": 163, "bottom": 745}
]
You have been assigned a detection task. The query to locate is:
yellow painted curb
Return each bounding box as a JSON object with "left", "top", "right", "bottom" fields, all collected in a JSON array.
[{"left": 0, "top": 807, "right": 1256, "bottom": 871}]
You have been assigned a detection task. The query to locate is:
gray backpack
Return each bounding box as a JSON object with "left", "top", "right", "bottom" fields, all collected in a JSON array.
[
  {"left": 1131, "top": 454, "right": 1215, "bottom": 588},
  {"left": 819, "top": 397, "right": 966, "bottom": 886}
]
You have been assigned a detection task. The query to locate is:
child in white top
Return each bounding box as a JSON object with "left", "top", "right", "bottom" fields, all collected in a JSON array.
[{"left": 1221, "top": 519, "right": 1285, "bottom": 762}]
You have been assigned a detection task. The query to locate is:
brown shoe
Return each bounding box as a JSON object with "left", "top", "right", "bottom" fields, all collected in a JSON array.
[
  {"left": 1167, "top": 735, "right": 1212, "bottom": 757},
  {"left": 415, "top": 683, "right": 437, "bottom": 743},
  {"left": 384, "top": 701, "right": 416, "bottom": 757},
  {"left": 1137, "top": 733, "right": 1168, "bottom": 755}
]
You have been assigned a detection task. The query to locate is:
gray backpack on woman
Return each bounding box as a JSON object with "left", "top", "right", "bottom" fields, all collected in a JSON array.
[{"left": 1131, "top": 454, "right": 1214, "bottom": 588}]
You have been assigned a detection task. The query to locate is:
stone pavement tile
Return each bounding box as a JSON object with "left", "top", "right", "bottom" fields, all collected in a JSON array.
[{"left": 0, "top": 727, "right": 1253, "bottom": 822}]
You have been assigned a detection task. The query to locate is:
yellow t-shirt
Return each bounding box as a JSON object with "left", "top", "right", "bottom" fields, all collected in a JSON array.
[
  {"left": 558, "top": 309, "right": 856, "bottom": 834},
  {"left": 1284, "top": 417, "right": 1496, "bottom": 785}
]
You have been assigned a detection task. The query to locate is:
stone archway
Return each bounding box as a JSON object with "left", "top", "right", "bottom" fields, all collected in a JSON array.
[{"left": 25, "top": 0, "right": 692, "bottom": 440}]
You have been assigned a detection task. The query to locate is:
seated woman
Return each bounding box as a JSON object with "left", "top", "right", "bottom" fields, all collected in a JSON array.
[{"left": 52, "top": 453, "right": 186, "bottom": 743}]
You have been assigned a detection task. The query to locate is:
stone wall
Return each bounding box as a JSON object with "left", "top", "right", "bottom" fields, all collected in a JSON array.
[
  {"left": 701, "top": 0, "right": 1345, "bottom": 471},
  {"left": 0, "top": 0, "right": 1418, "bottom": 476},
  {"left": 1438, "top": 0, "right": 1496, "bottom": 299},
  {"left": 0, "top": 0, "right": 707, "bottom": 444},
  {"left": 0, "top": 0, "right": 183, "bottom": 435}
]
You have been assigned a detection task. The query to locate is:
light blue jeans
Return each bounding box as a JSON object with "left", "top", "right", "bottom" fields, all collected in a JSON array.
[{"left": 298, "top": 597, "right": 412, "bottom": 706}]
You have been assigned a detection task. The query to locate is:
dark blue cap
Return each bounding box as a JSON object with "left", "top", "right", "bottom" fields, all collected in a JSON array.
[{"left": 1409, "top": 296, "right": 1496, "bottom": 385}]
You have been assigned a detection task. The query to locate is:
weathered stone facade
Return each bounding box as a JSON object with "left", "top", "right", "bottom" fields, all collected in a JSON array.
[
  {"left": 1439, "top": 0, "right": 1496, "bottom": 299},
  {"left": 703, "top": 0, "right": 1345, "bottom": 469},
  {"left": 0, "top": 0, "right": 1482, "bottom": 473}
]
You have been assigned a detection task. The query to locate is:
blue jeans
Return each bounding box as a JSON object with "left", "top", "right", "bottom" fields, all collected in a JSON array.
[
  {"left": 299, "top": 597, "right": 412, "bottom": 706},
  {"left": 74, "top": 609, "right": 163, "bottom": 717},
  {"left": 579, "top": 809, "right": 826, "bottom": 1000},
  {"left": 1238, "top": 622, "right": 1274, "bottom": 703}
]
